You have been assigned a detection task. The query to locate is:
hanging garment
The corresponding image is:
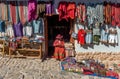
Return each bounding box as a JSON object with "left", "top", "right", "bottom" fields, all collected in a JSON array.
[
  {"left": 58, "top": 1, "right": 68, "bottom": 21},
  {"left": 111, "top": 4, "right": 116, "bottom": 26},
  {"left": 36, "top": 2, "right": 45, "bottom": 18},
  {"left": 100, "top": 24, "right": 109, "bottom": 42},
  {"left": 93, "top": 25, "right": 100, "bottom": 44},
  {"left": 18, "top": 1, "right": 26, "bottom": 25},
  {"left": 32, "top": 18, "right": 44, "bottom": 34},
  {"left": 108, "top": 27, "right": 118, "bottom": 44},
  {"left": 23, "top": 25, "right": 32, "bottom": 37},
  {"left": 0, "top": 1, "right": 8, "bottom": 21},
  {"left": 7, "top": 1, "right": 12, "bottom": 21},
  {"left": 67, "top": 2, "right": 76, "bottom": 19},
  {"left": 28, "top": 0, "right": 37, "bottom": 22},
  {"left": 85, "top": 27, "right": 92, "bottom": 44},
  {"left": 0, "top": 21, "right": 5, "bottom": 32},
  {"left": 78, "top": 29, "right": 86, "bottom": 45},
  {"left": 75, "top": 23, "right": 84, "bottom": 33},
  {"left": 23, "top": 1, "right": 28, "bottom": 22},
  {"left": 95, "top": 3, "right": 104, "bottom": 23},
  {"left": 13, "top": 22, "right": 23, "bottom": 37},
  {"left": 0, "top": 1, "right": 2, "bottom": 19},
  {"left": 104, "top": 2, "right": 112, "bottom": 24},
  {"left": 10, "top": 1, "right": 17, "bottom": 24},
  {"left": 46, "top": 2, "right": 53, "bottom": 16},
  {"left": 6, "top": 24, "right": 14, "bottom": 38},
  {"left": 111, "top": 4, "right": 120, "bottom": 27},
  {"left": 87, "top": 4, "right": 97, "bottom": 25},
  {"left": 115, "top": 4, "right": 120, "bottom": 27},
  {"left": 76, "top": 3, "right": 86, "bottom": 23}
]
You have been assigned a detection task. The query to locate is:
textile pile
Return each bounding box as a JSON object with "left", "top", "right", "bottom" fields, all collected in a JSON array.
[{"left": 61, "top": 57, "right": 120, "bottom": 79}]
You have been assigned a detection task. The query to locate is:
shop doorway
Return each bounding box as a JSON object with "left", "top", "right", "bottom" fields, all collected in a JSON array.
[{"left": 47, "top": 15, "right": 71, "bottom": 57}]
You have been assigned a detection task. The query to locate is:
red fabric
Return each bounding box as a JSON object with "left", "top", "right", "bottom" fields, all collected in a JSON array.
[
  {"left": 76, "top": 4, "right": 86, "bottom": 23},
  {"left": 53, "top": 39, "right": 65, "bottom": 60},
  {"left": 111, "top": 4, "right": 116, "bottom": 26},
  {"left": 67, "top": 2, "right": 76, "bottom": 19},
  {"left": 106, "top": 70, "right": 119, "bottom": 78},
  {"left": 78, "top": 29, "right": 86, "bottom": 45},
  {"left": 58, "top": 1, "right": 68, "bottom": 21},
  {"left": 115, "top": 4, "right": 120, "bottom": 27},
  {"left": 82, "top": 67, "right": 94, "bottom": 75},
  {"left": 111, "top": 4, "right": 120, "bottom": 27},
  {"left": 10, "top": 1, "right": 17, "bottom": 24}
]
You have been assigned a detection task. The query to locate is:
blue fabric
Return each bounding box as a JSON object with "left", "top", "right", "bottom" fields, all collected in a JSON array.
[
  {"left": 100, "top": 29, "right": 108, "bottom": 42},
  {"left": 0, "top": 21, "right": 5, "bottom": 32},
  {"left": 90, "top": 74, "right": 117, "bottom": 79},
  {"left": 32, "top": 18, "right": 43, "bottom": 34},
  {"left": 86, "top": 32, "right": 92, "bottom": 44}
]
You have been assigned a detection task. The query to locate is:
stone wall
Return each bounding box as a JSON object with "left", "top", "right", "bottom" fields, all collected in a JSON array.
[{"left": 75, "top": 52, "right": 120, "bottom": 69}]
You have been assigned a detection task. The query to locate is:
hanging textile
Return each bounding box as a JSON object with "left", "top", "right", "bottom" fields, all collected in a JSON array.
[
  {"left": 6, "top": 23, "right": 14, "bottom": 38},
  {"left": 67, "top": 2, "right": 76, "bottom": 19},
  {"left": 28, "top": 0, "right": 37, "bottom": 22},
  {"left": 46, "top": 2, "right": 53, "bottom": 16},
  {"left": 32, "top": 18, "right": 44, "bottom": 35},
  {"left": 58, "top": 1, "right": 68, "bottom": 21},
  {"left": 58, "top": 1, "right": 76, "bottom": 21},
  {"left": 18, "top": 1, "right": 26, "bottom": 25},
  {"left": 104, "top": 2, "right": 112, "bottom": 24},
  {"left": 13, "top": 22, "right": 23, "bottom": 37},
  {"left": 0, "top": 1, "right": 2, "bottom": 19},
  {"left": 77, "top": 29, "right": 86, "bottom": 45},
  {"left": 87, "top": 3, "right": 97, "bottom": 26},
  {"left": 95, "top": 3, "right": 104, "bottom": 24},
  {"left": 36, "top": 1, "right": 46, "bottom": 18},
  {"left": 23, "top": 22, "right": 33, "bottom": 37},
  {"left": 0, "top": 1, "right": 8, "bottom": 21},
  {"left": 0, "top": 20, "right": 5, "bottom": 32},
  {"left": 10, "top": 1, "right": 17, "bottom": 24},
  {"left": 76, "top": 3, "right": 86, "bottom": 23},
  {"left": 23, "top": 1, "right": 28, "bottom": 22}
]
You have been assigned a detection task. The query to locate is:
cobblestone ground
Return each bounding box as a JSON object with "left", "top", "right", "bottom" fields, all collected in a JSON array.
[{"left": 0, "top": 57, "right": 111, "bottom": 79}]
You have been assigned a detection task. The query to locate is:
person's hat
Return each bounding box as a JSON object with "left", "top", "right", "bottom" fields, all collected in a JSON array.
[{"left": 56, "top": 34, "right": 63, "bottom": 39}]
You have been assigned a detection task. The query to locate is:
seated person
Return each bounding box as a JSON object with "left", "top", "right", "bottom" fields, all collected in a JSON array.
[{"left": 53, "top": 34, "right": 65, "bottom": 60}]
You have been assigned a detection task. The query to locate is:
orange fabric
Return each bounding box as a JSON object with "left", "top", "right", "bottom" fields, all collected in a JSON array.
[
  {"left": 67, "top": 2, "right": 76, "bottom": 19},
  {"left": 104, "top": 3, "right": 112, "bottom": 24},
  {"left": 19, "top": 1, "right": 26, "bottom": 25}
]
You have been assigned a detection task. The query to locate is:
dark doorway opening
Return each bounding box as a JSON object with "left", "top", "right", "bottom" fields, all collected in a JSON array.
[{"left": 47, "top": 15, "right": 71, "bottom": 57}]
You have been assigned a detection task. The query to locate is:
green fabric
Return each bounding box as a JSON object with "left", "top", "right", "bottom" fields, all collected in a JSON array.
[{"left": 93, "top": 35, "right": 100, "bottom": 44}]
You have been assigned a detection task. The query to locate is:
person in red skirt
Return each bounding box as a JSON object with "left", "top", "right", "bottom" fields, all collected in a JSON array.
[{"left": 53, "top": 34, "right": 65, "bottom": 61}]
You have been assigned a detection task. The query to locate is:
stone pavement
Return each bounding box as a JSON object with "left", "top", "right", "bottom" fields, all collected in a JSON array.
[{"left": 0, "top": 57, "right": 111, "bottom": 79}]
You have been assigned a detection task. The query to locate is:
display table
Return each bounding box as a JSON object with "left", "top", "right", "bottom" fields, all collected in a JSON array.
[{"left": 9, "top": 38, "right": 43, "bottom": 59}]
